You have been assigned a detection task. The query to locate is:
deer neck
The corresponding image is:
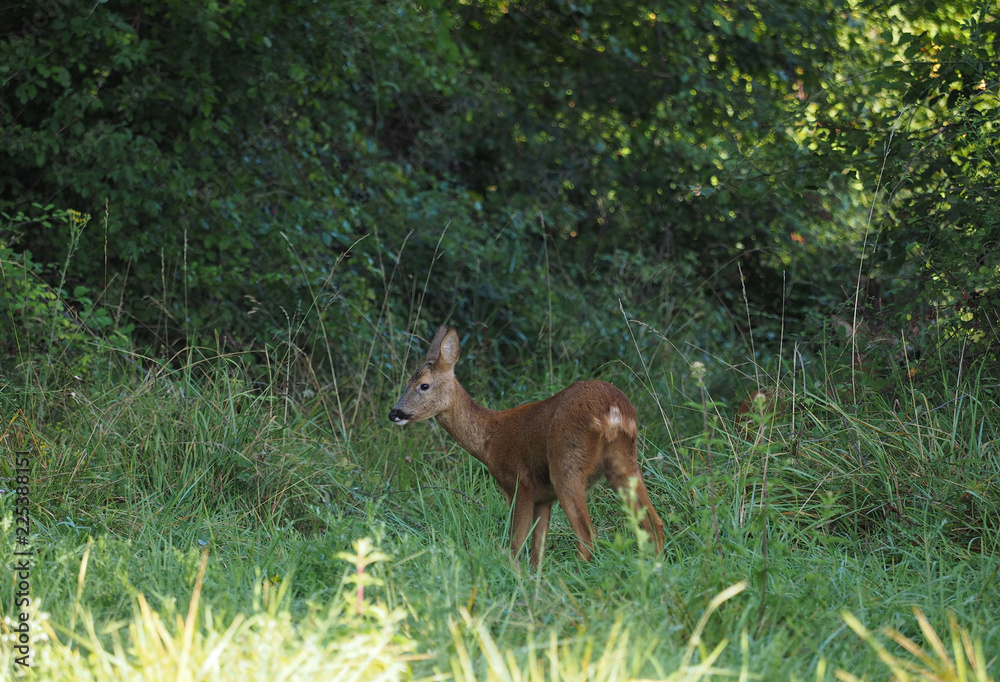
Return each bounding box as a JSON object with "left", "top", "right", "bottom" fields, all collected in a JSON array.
[{"left": 435, "top": 381, "right": 496, "bottom": 465}]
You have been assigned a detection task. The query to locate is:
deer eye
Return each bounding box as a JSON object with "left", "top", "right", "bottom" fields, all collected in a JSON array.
[{"left": 418, "top": 383, "right": 431, "bottom": 392}]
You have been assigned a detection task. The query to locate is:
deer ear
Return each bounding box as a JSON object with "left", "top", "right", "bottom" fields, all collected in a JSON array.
[
  {"left": 436, "top": 327, "right": 460, "bottom": 371},
  {"left": 424, "top": 325, "right": 453, "bottom": 364}
]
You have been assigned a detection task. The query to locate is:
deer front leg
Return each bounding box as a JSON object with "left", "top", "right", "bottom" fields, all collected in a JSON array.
[{"left": 509, "top": 483, "right": 535, "bottom": 563}]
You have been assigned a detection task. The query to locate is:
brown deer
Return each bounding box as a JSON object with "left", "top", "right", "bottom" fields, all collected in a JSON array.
[{"left": 389, "top": 325, "right": 664, "bottom": 567}]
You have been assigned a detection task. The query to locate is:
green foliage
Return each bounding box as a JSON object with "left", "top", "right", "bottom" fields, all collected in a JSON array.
[
  {"left": 809, "top": 1, "right": 1000, "bottom": 361},
  {"left": 1, "top": 0, "right": 463, "bottom": 352},
  {"left": 4, "top": 0, "right": 993, "bottom": 369},
  {"left": 1, "top": 204, "right": 131, "bottom": 374},
  {"left": 440, "top": 0, "right": 863, "bottom": 322},
  {"left": 1, "top": 0, "right": 883, "bottom": 359}
]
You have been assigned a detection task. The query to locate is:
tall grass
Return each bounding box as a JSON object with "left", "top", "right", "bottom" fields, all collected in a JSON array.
[{"left": 2, "top": 320, "right": 997, "bottom": 679}]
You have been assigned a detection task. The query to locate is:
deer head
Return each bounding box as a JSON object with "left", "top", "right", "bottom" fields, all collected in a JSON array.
[{"left": 389, "top": 325, "right": 460, "bottom": 426}]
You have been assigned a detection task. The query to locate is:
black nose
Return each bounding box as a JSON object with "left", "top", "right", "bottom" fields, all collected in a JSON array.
[{"left": 388, "top": 408, "right": 410, "bottom": 422}]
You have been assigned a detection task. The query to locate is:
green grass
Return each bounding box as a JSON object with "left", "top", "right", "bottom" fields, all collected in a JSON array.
[{"left": 1, "top": 331, "right": 998, "bottom": 680}]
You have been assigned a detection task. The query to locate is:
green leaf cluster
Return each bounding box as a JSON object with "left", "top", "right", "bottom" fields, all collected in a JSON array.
[
  {"left": 1, "top": 0, "right": 995, "bottom": 364},
  {"left": 807, "top": 0, "right": 999, "bottom": 358}
]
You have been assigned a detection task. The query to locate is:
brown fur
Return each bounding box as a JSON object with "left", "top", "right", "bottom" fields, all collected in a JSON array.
[{"left": 389, "top": 325, "right": 665, "bottom": 567}]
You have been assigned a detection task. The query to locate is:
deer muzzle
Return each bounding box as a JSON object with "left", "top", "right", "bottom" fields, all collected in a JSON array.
[{"left": 388, "top": 407, "right": 411, "bottom": 426}]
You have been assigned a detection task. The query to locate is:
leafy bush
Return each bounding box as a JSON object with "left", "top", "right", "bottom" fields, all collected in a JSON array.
[
  {"left": 809, "top": 2, "right": 1000, "bottom": 364},
  {"left": 1, "top": 0, "right": 876, "bottom": 360},
  {"left": 1, "top": 0, "right": 462, "bottom": 353}
]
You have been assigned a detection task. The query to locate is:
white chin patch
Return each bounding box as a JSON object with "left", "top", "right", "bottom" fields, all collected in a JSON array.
[{"left": 391, "top": 419, "right": 409, "bottom": 426}]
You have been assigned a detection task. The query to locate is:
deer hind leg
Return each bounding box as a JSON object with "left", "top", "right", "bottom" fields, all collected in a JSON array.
[
  {"left": 551, "top": 468, "right": 597, "bottom": 561},
  {"left": 606, "top": 445, "right": 665, "bottom": 553},
  {"left": 529, "top": 500, "right": 553, "bottom": 568}
]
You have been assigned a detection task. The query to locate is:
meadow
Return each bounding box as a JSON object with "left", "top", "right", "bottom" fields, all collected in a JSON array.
[{"left": 2, "top": 308, "right": 997, "bottom": 681}]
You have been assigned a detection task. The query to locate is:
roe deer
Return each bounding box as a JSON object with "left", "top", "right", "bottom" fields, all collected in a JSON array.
[{"left": 388, "top": 325, "right": 664, "bottom": 567}]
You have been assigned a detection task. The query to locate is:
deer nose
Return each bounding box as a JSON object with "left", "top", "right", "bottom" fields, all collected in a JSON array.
[{"left": 388, "top": 408, "right": 411, "bottom": 424}]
